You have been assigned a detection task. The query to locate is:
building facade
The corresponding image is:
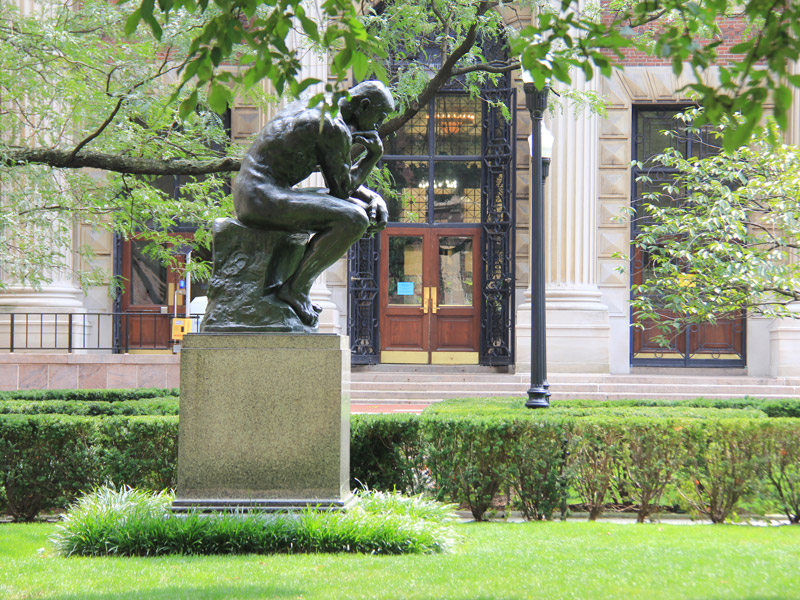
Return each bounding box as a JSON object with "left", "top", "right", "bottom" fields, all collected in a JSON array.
[{"left": 2, "top": 2, "right": 800, "bottom": 386}]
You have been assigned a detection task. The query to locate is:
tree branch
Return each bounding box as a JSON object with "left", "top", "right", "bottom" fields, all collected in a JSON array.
[
  {"left": 379, "top": 0, "right": 491, "bottom": 140},
  {"left": 4, "top": 147, "right": 241, "bottom": 176},
  {"left": 451, "top": 59, "right": 520, "bottom": 76}
]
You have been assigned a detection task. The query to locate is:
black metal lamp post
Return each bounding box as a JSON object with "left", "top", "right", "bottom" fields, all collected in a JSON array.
[{"left": 523, "top": 81, "right": 551, "bottom": 408}]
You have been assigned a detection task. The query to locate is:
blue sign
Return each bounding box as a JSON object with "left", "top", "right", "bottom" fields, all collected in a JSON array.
[
  {"left": 396, "top": 281, "right": 414, "bottom": 296},
  {"left": 178, "top": 279, "right": 186, "bottom": 290}
]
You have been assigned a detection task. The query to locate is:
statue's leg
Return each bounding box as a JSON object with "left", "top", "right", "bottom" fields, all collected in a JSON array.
[{"left": 236, "top": 182, "right": 369, "bottom": 326}]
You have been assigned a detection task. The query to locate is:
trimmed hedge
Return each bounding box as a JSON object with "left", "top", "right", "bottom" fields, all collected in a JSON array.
[
  {"left": 3, "top": 403, "right": 800, "bottom": 523},
  {"left": 0, "top": 388, "right": 178, "bottom": 402},
  {"left": 552, "top": 397, "right": 800, "bottom": 419},
  {"left": 0, "top": 398, "right": 179, "bottom": 416}
]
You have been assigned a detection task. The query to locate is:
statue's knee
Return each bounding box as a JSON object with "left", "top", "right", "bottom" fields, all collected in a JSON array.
[{"left": 342, "top": 208, "right": 370, "bottom": 237}]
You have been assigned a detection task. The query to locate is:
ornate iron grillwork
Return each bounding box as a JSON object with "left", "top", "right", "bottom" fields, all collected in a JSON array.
[
  {"left": 348, "top": 234, "right": 381, "bottom": 364},
  {"left": 480, "top": 81, "right": 515, "bottom": 365},
  {"left": 347, "top": 35, "right": 516, "bottom": 365},
  {"left": 630, "top": 107, "right": 745, "bottom": 367}
]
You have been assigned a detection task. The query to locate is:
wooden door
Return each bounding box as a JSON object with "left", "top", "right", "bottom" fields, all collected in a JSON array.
[
  {"left": 379, "top": 227, "right": 480, "bottom": 364},
  {"left": 120, "top": 240, "right": 186, "bottom": 351}
]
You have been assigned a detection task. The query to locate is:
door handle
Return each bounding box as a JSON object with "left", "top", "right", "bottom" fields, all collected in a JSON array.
[
  {"left": 431, "top": 287, "right": 438, "bottom": 314},
  {"left": 423, "top": 286, "right": 429, "bottom": 314}
]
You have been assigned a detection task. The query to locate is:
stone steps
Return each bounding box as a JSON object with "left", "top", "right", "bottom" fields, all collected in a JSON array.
[{"left": 349, "top": 367, "right": 800, "bottom": 405}]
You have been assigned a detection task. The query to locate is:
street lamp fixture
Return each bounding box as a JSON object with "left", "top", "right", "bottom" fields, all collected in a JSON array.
[{"left": 521, "top": 73, "right": 551, "bottom": 409}]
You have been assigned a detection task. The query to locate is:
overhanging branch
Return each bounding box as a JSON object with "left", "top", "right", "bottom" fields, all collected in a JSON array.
[{"left": 4, "top": 147, "right": 241, "bottom": 176}]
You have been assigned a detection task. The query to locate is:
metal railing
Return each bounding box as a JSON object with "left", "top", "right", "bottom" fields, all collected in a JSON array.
[{"left": 0, "top": 312, "right": 204, "bottom": 353}]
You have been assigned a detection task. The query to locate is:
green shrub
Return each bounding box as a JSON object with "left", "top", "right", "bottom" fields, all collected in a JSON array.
[
  {"left": 757, "top": 419, "right": 800, "bottom": 524},
  {"left": 93, "top": 417, "right": 179, "bottom": 491},
  {"left": 618, "top": 419, "right": 698, "bottom": 522},
  {"left": 678, "top": 420, "right": 765, "bottom": 523},
  {"left": 507, "top": 418, "right": 572, "bottom": 520},
  {"left": 0, "top": 388, "right": 179, "bottom": 402},
  {"left": 422, "top": 415, "right": 512, "bottom": 521},
  {"left": 0, "top": 415, "right": 96, "bottom": 521},
  {"left": 568, "top": 419, "right": 624, "bottom": 520},
  {"left": 0, "top": 398, "right": 179, "bottom": 416},
  {"left": 550, "top": 406, "right": 767, "bottom": 419},
  {"left": 551, "top": 397, "right": 800, "bottom": 418},
  {"left": 51, "top": 486, "right": 459, "bottom": 557},
  {"left": 351, "top": 414, "right": 425, "bottom": 494}
]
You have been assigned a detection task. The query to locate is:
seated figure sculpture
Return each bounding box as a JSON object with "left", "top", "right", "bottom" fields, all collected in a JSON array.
[{"left": 202, "top": 81, "right": 394, "bottom": 331}]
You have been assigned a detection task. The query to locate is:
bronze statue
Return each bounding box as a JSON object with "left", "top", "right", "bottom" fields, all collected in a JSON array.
[{"left": 201, "top": 81, "right": 394, "bottom": 332}]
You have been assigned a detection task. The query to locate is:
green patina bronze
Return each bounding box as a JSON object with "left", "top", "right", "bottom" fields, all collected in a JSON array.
[{"left": 202, "top": 81, "right": 394, "bottom": 332}]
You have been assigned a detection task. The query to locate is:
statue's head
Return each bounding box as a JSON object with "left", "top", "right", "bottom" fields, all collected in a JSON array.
[{"left": 340, "top": 81, "right": 395, "bottom": 132}]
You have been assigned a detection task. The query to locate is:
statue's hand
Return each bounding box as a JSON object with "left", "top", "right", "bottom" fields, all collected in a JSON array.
[
  {"left": 353, "top": 186, "right": 388, "bottom": 233},
  {"left": 351, "top": 130, "right": 383, "bottom": 155}
]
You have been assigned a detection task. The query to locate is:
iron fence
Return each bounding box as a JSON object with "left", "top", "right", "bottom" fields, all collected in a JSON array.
[{"left": 0, "top": 312, "right": 204, "bottom": 353}]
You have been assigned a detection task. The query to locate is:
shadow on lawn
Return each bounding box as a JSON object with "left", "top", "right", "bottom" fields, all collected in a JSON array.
[{"left": 37, "top": 584, "right": 300, "bottom": 600}]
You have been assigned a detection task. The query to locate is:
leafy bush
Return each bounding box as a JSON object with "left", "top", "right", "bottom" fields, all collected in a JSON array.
[
  {"left": 507, "top": 419, "right": 572, "bottom": 520},
  {"left": 93, "top": 417, "right": 179, "bottom": 491},
  {"left": 756, "top": 419, "right": 800, "bottom": 524},
  {"left": 0, "top": 398, "right": 179, "bottom": 416},
  {"left": 0, "top": 415, "right": 95, "bottom": 521},
  {"left": 351, "top": 414, "right": 425, "bottom": 494},
  {"left": 569, "top": 419, "right": 624, "bottom": 520},
  {"left": 552, "top": 397, "right": 800, "bottom": 418},
  {"left": 51, "top": 486, "right": 459, "bottom": 557},
  {"left": 619, "top": 419, "right": 697, "bottom": 522},
  {"left": 0, "top": 388, "right": 178, "bottom": 402},
  {"left": 423, "top": 416, "right": 512, "bottom": 521},
  {"left": 678, "top": 420, "right": 764, "bottom": 523},
  {"left": 4, "top": 402, "right": 800, "bottom": 523}
]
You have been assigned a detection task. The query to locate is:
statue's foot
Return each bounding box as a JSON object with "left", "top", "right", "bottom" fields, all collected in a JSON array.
[{"left": 277, "top": 286, "right": 319, "bottom": 327}]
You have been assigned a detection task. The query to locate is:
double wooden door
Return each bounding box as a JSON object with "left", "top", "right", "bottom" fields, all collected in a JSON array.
[{"left": 379, "top": 226, "right": 480, "bottom": 364}]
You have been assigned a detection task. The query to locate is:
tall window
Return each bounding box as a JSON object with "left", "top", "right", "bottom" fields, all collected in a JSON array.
[
  {"left": 383, "top": 95, "right": 482, "bottom": 224},
  {"left": 630, "top": 107, "right": 745, "bottom": 367}
]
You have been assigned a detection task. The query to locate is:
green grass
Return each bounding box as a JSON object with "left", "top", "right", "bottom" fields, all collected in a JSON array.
[
  {"left": 49, "top": 487, "right": 458, "bottom": 557},
  {"left": 2, "top": 521, "right": 799, "bottom": 599}
]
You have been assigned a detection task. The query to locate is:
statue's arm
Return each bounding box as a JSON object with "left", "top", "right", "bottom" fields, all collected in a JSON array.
[
  {"left": 349, "top": 131, "right": 383, "bottom": 191},
  {"left": 317, "top": 121, "right": 356, "bottom": 199}
]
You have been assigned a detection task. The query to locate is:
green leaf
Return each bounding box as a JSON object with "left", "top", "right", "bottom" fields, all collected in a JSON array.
[
  {"left": 178, "top": 90, "right": 198, "bottom": 118},
  {"left": 351, "top": 52, "right": 369, "bottom": 82},
  {"left": 207, "top": 83, "right": 231, "bottom": 114},
  {"left": 124, "top": 8, "right": 142, "bottom": 36}
]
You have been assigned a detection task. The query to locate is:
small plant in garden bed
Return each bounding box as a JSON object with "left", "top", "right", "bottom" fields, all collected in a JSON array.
[{"left": 50, "top": 486, "right": 460, "bottom": 557}]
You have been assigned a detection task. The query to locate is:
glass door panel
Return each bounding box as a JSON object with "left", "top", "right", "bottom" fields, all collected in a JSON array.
[
  {"left": 438, "top": 236, "right": 473, "bottom": 306},
  {"left": 388, "top": 236, "right": 423, "bottom": 305}
]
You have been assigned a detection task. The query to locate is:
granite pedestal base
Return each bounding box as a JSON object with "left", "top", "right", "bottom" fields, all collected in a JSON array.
[{"left": 172, "top": 333, "right": 352, "bottom": 512}]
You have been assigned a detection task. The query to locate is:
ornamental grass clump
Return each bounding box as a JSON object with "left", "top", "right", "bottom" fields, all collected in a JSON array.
[{"left": 50, "top": 486, "right": 459, "bottom": 557}]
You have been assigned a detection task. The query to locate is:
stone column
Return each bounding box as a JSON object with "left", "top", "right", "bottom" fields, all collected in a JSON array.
[{"left": 516, "top": 73, "right": 611, "bottom": 374}]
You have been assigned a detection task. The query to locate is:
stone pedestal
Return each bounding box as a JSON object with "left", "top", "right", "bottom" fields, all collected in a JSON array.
[{"left": 172, "top": 333, "right": 352, "bottom": 512}]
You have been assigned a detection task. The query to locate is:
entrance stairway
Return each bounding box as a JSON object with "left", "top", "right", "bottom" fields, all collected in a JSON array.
[{"left": 349, "top": 365, "right": 800, "bottom": 411}]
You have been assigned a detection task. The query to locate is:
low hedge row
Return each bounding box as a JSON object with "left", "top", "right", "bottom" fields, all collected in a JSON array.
[
  {"left": 0, "top": 398, "right": 179, "bottom": 416},
  {"left": 425, "top": 396, "right": 800, "bottom": 418},
  {"left": 4, "top": 408, "right": 797, "bottom": 525},
  {"left": 0, "top": 388, "right": 178, "bottom": 402}
]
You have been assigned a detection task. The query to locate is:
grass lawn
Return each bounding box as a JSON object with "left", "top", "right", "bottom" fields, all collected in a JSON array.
[{"left": 2, "top": 521, "right": 799, "bottom": 600}]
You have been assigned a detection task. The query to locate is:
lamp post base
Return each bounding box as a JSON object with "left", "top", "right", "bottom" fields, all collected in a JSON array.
[{"left": 525, "top": 384, "right": 551, "bottom": 409}]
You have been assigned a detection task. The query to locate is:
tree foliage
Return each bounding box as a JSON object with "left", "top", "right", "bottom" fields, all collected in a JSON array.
[
  {"left": 628, "top": 111, "right": 800, "bottom": 337},
  {"left": 3, "top": 0, "right": 800, "bottom": 290},
  {"left": 0, "top": 0, "right": 236, "bottom": 287}
]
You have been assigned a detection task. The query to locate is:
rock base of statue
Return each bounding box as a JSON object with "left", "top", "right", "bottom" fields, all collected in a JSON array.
[
  {"left": 201, "top": 218, "right": 315, "bottom": 333},
  {"left": 172, "top": 333, "right": 352, "bottom": 512}
]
